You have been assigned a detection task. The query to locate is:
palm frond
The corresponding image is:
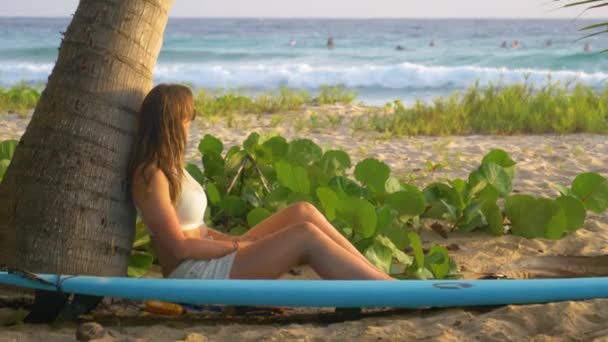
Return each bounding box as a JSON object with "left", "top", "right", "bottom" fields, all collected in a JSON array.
[
  {"left": 553, "top": 0, "right": 608, "bottom": 52},
  {"left": 553, "top": 0, "right": 608, "bottom": 21}
]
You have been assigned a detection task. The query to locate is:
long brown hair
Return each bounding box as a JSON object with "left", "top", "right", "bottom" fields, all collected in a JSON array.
[{"left": 129, "top": 84, "right": 195, "bottom": 204}]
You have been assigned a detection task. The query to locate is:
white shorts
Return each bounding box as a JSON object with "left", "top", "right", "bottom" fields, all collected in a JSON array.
[{"left": 168, "top": 252, "right": 237, "bottom": 279}]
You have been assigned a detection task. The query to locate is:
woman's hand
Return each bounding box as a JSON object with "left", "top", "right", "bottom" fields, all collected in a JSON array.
[{"left": 234, "top": 235, "right": 256, "bottom": 247}]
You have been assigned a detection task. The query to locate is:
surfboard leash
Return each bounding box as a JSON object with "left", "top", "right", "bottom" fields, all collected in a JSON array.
[{"left": 1, "top": 266, "right": 76, "bottom": 293}]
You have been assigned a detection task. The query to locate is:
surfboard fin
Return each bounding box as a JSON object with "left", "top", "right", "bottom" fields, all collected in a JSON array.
[
  {"left": 24, "top": 289, "right": 70, "bottom": 323},
  {"left": 23, "top": 290, "right": 103, "bottom": 323},
  {"left": 57, "top": 294, "right": 103, "bottom": 320}
]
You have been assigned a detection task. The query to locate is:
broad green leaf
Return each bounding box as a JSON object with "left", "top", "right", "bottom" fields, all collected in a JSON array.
[
  {"left": 198, "top": 134, "right": 223, "bottom": 155},
  {"left": 229, "top": 225, "right": 248, "bottom": 236},
  {"left": 205, "top": 182, "right": 221, "bottom": 205},
  {"left": 329, "top": 176, "right": 365, "bottom": 197},
  {"left": 286, "top": 139, "right": 323, "bottom": 166},
  {"left": 292, "top": 166, "right": 311, "bottom": 194},
  {"left": 386, "top": 189, "right": 427, "bottom": 219},
  {"left": 571, "top": 172, "right": 608, "bottom": 213},
  {"left": 316, "top": 187, "right": 339, "bottom": 221},
  {"left": 132, "top": 220, "right": 151, "bottom": 249},
  {"left": 463, "top": 200, "right": 485, "bottom": 220},
  {"left": 319, "top": 150, "right": 351, "bottom": 177},
  {"left": 470, "top": 162, "right": 512, "bottom": 198},
  {"left": 354, "top": 237, "right": 375, "bottom": 253},
  {"left": 410, "top": 267, "right": 435, "bottom": 280},
  {"left": 241, "top": 186, "right": 261, "bottom": 207},
  {"left": 458, "top": 212, "right": 484, "bottom": 233},
  {"left": 202, "top": 152, "right": 225, "bottom": 179},
  {"left": 481, "top": 201, "right": 503, "bottom": 235},
  {"left": 481, "top": 162, "right": 512, "bottom": 197},
  {"left": 260, "top": 136, "right": 288, "bottom": 162},
  {"left": 127, "top": 250, "right": 154, "bottom": 278},
  {"left": 247, "top": 207, "right": 272, "bottom": 227},
  {"left": 505, "top": 195, "right": 567, "bottom": 239},
  {"left": 275, "top": 161, "right": 293, "bottom": 189},
  {"left": 0, "top": 139, "right": 17, "bottom": 160},
  {"left": 307, "top": 164, "right": 331, "bottom": 190},
  {"left": 286, "top": 192, "right": 313, "bottom": 204},
  {"left": 450, "top": 179, "right": 469, "bottom": 203},
  {"left": 364, "top": 240, "right": 393, "bottom": 274},
  {"left": 225, "top": 146, "right": 241, "bottom": 160},
  {"left": 225, "top": 150, "right": 247, "bottom": 174},
  {"left": 477, "top": 184, "right": 500, "bottom": 202},
  {"left": 264, "top": 186, "right": 291, "bottom": 210},
  {"left": 382, "top": 225, "right": 409, "bottom": 250},
  {"left": 556, "top": 195, "right": 586, "bottom": 232},
  {"left": 466, "top": 174, "right": 488, "bottom": 196},
  {"left": 376, "top": 235, "right": 412, "bottom": 266},
  {"left": 425, "top": 245, "right": 450, "bottom": 279},
  {"left": 554, "top": 184, "right": 572, "bottom": 197},
  {"left": 385, "top": 177, "right": 402, "bottom": 193},
  {"left": 481, "top": 149, "right": 516, "bottom": 178},
  {"left": 407, "top": 232, "right": 424, "bottom": 269},
  {"left": 186, "top": 163, "right": 205, "bottom": 184},
  {"left": 423, "top": 183, "right": 463, "bottom": 219},
  {"left": 220, "top": 195, "right": 248, "bottom": 217},
  {"left": 275, "top": 161, "right": 310, "bottom": 194},
  {"left": 337, "top": 197, "right": 377, "bottom": 239},
  {"left": 0, "top": 159, "right": 10, "bottom": 181},
  {"left": 439, "top": 199, "right": 459, "bottom": 222},
  {"left": 375, "top": 206, "right": 394, "bottom": 233},
  {"left": 354, "top": 158, "right": 391, "bottom": 194},
  {"left": 243, "top": 132, "right": 260, "bottom": 153}
]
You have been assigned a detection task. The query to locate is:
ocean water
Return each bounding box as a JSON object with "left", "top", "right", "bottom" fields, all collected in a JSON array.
[{"left": 0, "top": 17, "right": 606, "bottom": 104}]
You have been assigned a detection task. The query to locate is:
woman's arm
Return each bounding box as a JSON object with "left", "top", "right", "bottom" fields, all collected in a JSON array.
[
  {"left": 205, "top": 226, "right": 234, "bottom": 241},
  {"left": 132, "top": 166, "right": 238, "bottom": 261},
  {"left": 205, "top": 226, "right": 257, "bottom": 243}
]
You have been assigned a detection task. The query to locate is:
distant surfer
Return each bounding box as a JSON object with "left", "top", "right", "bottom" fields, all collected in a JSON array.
[
  {"left": 584, "top": 43, "right": 592, "bottom": 53},
  {"left": 395, "top": 45, "right": 405, "bottom": 51},
  {"left": 429, "top": 40, "right": 435, "bottom": 47},
  {"left": 546, "top": 39, "right": 553, "bottom": 47},
  {"left": 511, "top": 40, "right": 521, "bottom": 49},
  {"left": 326, "top": 37, "right": 335, "bottom": 49},
  {"left": 501, "top": 41, "right": 508, "bottom": 48}
]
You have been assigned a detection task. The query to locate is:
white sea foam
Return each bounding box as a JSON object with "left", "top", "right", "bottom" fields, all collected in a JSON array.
[
  {"left": 2, "top": 61, "right": 606, "bottom": 91},
  {"left": 154, "top": 62, "right": 608, "bottom": 90}
]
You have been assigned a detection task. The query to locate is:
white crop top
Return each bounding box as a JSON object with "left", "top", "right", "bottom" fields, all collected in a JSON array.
[
  {"left": 175, "top": 169, "right": 208, "bottom": 231},
  {"left": 136, "top": 169, "right": 208, "bottom": 236}
]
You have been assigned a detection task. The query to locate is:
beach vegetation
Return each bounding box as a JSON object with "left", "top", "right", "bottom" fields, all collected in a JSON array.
[
  {"left": 67, "top": 132, "right": 608, "bottom": 278},
  {"left": 0, "top": 140, "right": 17, "bottom": 182},
  {"left": 358, "top": 82, "right": 608, "bottom": 135},
  {"left": 0, "top": 82, "right": 42, "bottom": 116},
  {"left": 193, "top": 86, "right": 353, "bottom": 116},
  {"left": 3, "top": 81, "right": 608, "bottom": 135},
  {"left": 313, "top": 85, "right": 357, "bottom": 105}
]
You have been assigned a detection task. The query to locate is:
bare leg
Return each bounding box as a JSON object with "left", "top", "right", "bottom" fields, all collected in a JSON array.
[
  {"left": 229, "top": 222, "right": 393, "bottom": 280},
  {"left": 241, "top": 202, "right": 381, "bottom": 272}
]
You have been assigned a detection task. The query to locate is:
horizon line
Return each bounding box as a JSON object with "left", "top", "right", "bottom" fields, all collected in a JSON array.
[{"left": 1, "top": 15, "right": 608, "bottom": 20}]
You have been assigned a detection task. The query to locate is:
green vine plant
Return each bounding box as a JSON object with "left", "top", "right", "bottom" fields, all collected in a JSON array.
[
  {"left": 2, "top": 137, "right": 606, "bottom": 279},
  {"left": 131, "top": 134, "right": 607, "bottom": 279}
]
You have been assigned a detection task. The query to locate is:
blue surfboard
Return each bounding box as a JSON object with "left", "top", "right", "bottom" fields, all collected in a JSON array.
[{"left": 1, "top": 272, "right": 608, "bottom": 308}]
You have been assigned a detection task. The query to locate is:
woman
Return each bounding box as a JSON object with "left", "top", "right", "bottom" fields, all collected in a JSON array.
[{"left": 129, "top": 84, "right": 393, "bottom": 281}]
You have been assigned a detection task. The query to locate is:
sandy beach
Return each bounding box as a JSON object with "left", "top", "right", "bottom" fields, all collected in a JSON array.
[{"left": 1, "top": 106, "right": 608, "bottom": 341}]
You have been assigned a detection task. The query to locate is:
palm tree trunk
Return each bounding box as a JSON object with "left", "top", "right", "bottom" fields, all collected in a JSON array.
[{"left": 0, "top": 0, "right": 174, "bottom": 276}]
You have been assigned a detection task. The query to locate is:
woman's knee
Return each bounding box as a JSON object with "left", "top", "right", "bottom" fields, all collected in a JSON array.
[
  {"left": 289, "top": 201, "right": 321, "bottom": 220},
  {"left": 288, "top": 221, "right": 323, "bottom": 239}
]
